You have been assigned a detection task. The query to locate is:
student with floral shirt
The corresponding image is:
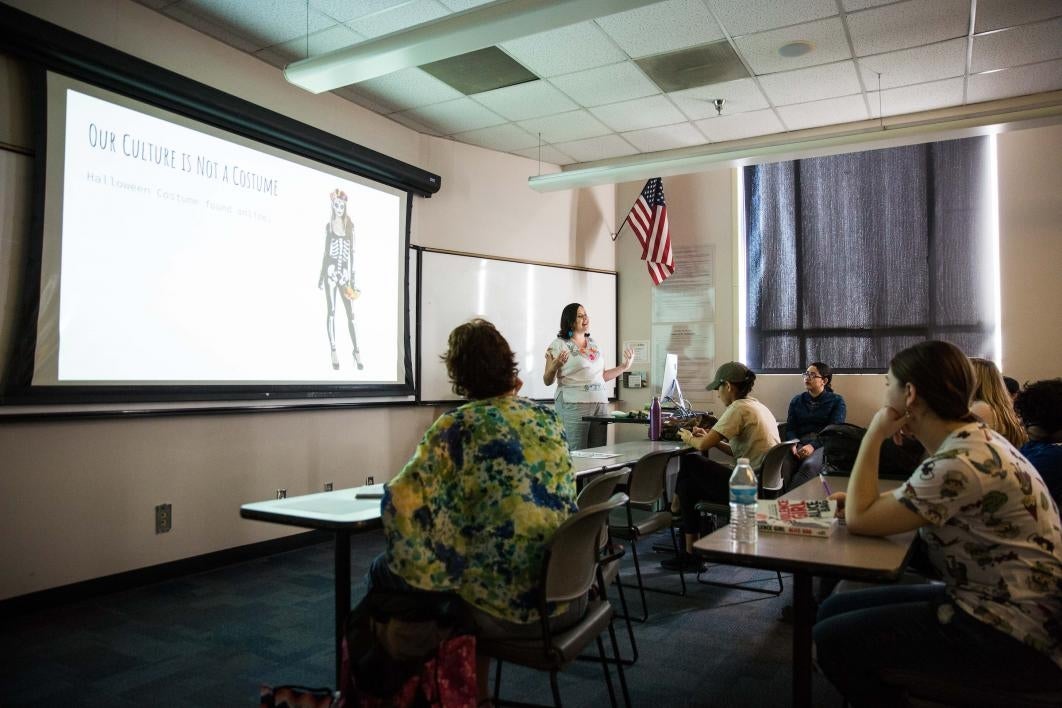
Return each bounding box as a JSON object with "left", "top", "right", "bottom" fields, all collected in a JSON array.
[{"left": 814, "top": 341, "right": 1062, "bottom": 706}]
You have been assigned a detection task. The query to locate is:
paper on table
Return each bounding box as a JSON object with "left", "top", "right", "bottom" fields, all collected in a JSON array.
[{"left": 571, "top": 451, "right": 623, "bottom": 459}]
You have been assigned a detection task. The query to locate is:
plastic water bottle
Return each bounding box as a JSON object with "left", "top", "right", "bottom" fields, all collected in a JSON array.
[
  {"left": 729, "top": 457, "right": 758, "bottom": 544},
  {"left": 648, "top": 396, "right": 662, "bottom": 440}
]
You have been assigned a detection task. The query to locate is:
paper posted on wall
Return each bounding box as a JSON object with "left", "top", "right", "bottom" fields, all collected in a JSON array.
[{"left": 756, "top": 498, "right": 840, "bottom": 538}]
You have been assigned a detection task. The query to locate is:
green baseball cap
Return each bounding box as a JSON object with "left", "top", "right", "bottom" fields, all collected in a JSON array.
[{"left": 706, "top": 362, "right": 751, "bottom": 390}]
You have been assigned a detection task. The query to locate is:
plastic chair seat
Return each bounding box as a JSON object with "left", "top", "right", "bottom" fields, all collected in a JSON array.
[
  {"left": 478, "top": 600, "right": 613, "bottom": 669},
  {"left": 609, "top": 507, "right": 672, "bottom": 538}
]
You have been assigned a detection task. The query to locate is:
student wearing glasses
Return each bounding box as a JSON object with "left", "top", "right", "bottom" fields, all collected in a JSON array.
[{"left": 786, "top": 362, "right": 847, "bottom": 477}]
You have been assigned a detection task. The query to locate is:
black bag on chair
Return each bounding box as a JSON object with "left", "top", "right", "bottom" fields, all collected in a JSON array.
[{"left": 819, "top": 424, "right": 866, "bottom": 474}]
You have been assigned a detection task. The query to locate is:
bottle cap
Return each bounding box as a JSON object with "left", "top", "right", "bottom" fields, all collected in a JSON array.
[{"left": 737, "top": 457, "right": 750, "bottom": 465}]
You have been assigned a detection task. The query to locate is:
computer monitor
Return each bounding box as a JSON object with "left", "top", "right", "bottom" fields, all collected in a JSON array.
[{"left": 660, "top": 352, "right": 687, "bottom": 411}]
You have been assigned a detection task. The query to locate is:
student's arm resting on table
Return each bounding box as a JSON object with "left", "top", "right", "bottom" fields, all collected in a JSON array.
[
  {"left": 840, "top": 406, "right": 926, "bottom": 536},
  {"left": 678, "top": 426, "right": 730, "bottom": 456}
]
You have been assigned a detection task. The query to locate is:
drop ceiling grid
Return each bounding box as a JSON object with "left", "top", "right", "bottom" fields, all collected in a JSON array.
[{"left": 136, "top": 0, "right": 1062, "bottom": 167}]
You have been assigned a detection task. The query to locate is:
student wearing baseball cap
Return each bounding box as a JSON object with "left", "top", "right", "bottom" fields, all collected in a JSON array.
[{"left": 665, "top": 362, "right": 779, "bottom": 570}]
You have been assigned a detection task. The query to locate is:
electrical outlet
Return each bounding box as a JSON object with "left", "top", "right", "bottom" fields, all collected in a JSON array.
[
  {"left": 366, "top": 476, "right": 375, "bottom": 485},
  {"left": 275, "top": 488, "right": 287, "bottom": 499},
  {"left": 155, "top": 504, "right": 172, "bottom": 534},
  {"left": 324, "top": 482, "right": 334, "bottom": 492}
]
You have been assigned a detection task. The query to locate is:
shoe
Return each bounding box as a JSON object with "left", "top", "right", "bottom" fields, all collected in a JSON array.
[
  {"left": 353, "top": 350, "right": 364, "bottom": 370},
  {"left": 330, "top": 348, "right": 339, "bottom": 370},
  {"left": 660, "top": 553, "right": 706, "bottom": 573}
]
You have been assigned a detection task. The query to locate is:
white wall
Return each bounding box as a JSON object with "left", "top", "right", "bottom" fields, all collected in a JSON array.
[{"left": 0, "top": 0, "right": 614, "bottom": 600}]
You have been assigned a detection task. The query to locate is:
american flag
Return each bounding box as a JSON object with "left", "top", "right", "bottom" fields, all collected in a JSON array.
[{"left": 624, "top": 178, "right": 674, "bottom": 285}]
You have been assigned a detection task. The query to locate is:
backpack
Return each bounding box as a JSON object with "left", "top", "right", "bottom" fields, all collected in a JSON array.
[{"left": 819, "top": 423, "right": 925, "bottom": 480}]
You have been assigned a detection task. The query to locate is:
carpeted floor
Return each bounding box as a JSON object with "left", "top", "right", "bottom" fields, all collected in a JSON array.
[{"left": 1, "top": 529, "right": 846, "bottom": 707}]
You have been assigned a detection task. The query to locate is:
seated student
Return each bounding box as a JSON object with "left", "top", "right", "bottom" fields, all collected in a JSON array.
[
  {"left": 667, "top": 362, "right": 780, "bottom": 570},
  {"left": 372, "top": 318, "right": 579, "bottom": 701},
  {"left": 1013, "top": 378, "right": 1062, "bottom": 504},
  {"left": 969, "top": 357, "right": 1028, "bottom": 448},
  {"left": 813, "top": 341, "right": 1062, "bottom": 706},
  {"left": 785, "top": 361, "right": 847, "bottom": 482},
  {"left": 1003, "top": 374, "right": 1021, "bottom": 401}
]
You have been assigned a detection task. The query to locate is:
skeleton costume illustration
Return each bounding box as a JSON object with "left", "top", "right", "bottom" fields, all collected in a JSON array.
[{"left": 318, "top": 189, "right": 362, "bottom": 370}]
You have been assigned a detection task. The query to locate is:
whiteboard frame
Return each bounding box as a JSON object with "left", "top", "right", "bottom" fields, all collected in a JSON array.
[{"left": 413, "top": 247, "right": 618, "bottom": 404}]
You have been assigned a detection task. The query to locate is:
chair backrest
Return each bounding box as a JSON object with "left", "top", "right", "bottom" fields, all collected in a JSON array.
[
  {"left": 542, "top": 492, "right": 628, "bottom": 604},
  {"left": 576, "top": 469, "right": 628, "bottom": 508},
  {"left": 625, "top": 450, "right": 673, "bottom": 506},
  {"left": 759, "top": 439, "right": 799, "bottom": 495}
]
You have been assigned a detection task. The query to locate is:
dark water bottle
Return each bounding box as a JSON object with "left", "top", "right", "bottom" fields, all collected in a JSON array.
[{"left": 649, "top": 396, "right": 662, "bottom": 440}]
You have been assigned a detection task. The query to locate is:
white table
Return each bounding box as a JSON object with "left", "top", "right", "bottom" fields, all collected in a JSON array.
[
  {"left": 692, "top": 477, "right": 916, "bottom": 708},
  {"left": 240, "top": 485, "right": 383, "bottom": 685},
  {"left": 570, "top": 439, "right": 690, "bottom": 479}
]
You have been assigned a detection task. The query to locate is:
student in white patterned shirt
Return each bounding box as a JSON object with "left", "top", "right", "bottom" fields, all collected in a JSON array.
[{"left": 814, "top": 340, "right": 1062, "bottom": 707}]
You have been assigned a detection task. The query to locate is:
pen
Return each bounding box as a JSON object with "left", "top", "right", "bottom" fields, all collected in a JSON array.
[{"left": 819, "top": 474, "right": 832, "bottom": 496}]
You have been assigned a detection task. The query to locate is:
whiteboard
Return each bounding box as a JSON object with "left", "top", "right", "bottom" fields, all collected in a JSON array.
[{"left": 418, "top": 249, "right": 618, "bottom": 402}]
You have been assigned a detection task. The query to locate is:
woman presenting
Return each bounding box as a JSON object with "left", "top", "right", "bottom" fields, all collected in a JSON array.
[{"left": 543, "top": 302, "right": 633, "bottom": 450}]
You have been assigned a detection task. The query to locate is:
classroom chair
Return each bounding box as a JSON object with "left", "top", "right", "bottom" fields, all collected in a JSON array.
[
  {"left": 607, "top": 450, "right": 688, "bottom": 622},
  {"left": 481, "top": 493, "right": 632, "bottom": 708}
]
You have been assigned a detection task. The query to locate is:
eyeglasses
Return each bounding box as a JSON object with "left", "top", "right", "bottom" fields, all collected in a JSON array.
[{"left": 802, "top": 371, "right": 823, "bottom": 379}]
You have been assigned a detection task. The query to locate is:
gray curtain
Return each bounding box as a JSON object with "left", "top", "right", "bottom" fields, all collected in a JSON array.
[{"left": 745, "top": 136, "right": 994, "bottom": 372}]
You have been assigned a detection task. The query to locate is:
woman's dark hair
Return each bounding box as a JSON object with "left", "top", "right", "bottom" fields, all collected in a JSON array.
[
  {"left": 810, "top": 361, "right": 833, "bottom": 392},
  {"left": 442, "top": 319, "right": 518, "bottom": 399},
  {"left": 1013, "top": 378, "right": 1062, "bottom": 434},
  {"left": 889, "top": 340, "right": 976, "bottom": 422},
  {"left": 556, "top": 302, "right": 583, "bottom": 340},
  {"left": 732, "top": 370, "right": 757, "bottom": 399}
]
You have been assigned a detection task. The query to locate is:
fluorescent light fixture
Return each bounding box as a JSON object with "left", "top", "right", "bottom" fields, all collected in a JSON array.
[
  {"left": 526, "top": 98, "right": 1062, "bottom": 192},
  {"left": 284, "top": 0, "right": 661, "bottom": 94}
]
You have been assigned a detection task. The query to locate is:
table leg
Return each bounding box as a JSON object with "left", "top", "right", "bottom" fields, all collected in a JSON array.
[
  {"left": 792, "top": 571, "right": 813, "bottom": 708},
  {"left": 334, "top": 531, "right": 351, "bottom": 688}
]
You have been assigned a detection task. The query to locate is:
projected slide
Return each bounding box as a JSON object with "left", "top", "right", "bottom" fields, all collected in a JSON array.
[{"left": 37, "top": 82, "right": 408, "bottom": 387}]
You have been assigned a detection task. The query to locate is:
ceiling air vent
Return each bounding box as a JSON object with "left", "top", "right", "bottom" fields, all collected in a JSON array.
[
  {"left": 421, "top": 46, "right": 538, "bottom": 95},
  {"left": 636, "top": 40, "right": 749, "bottom": 93}
]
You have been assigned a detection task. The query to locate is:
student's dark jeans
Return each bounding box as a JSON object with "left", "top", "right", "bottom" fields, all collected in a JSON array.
[{"left": 813, "top": 583, "right": 1062, "bottom": 707}]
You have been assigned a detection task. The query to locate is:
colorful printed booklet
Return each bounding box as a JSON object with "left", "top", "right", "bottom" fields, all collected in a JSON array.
[{"left": 756, "top": 498, "right": 840, "bottom": 537}]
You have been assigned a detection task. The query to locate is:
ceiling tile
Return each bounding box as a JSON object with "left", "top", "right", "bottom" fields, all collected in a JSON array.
[
  {"left": 847, "top": 0, "right": 970, "bottom": 57},
  {"left": 967, "top": 58, "right": 1062, "bottom": 103},
  {"left": 387, "top": 109, "right": 443, "bottom": 136},
  {"left": 594, "top": 0, "right": 725, "bottom": 58},
  {"left": 511, "top": 144, "right": 576, "bottom": 166},
  {"left": 707, "top": 0, "right": 839, "bottom": 36},
  {"left": 734, "top": 17, "right": 853, "bottom": 74},
  {"left": 840, "top": 0, "right": 895, "bottom": 9},
  {"left": 669, "top": 77, "right": 770, "bottom": 119},
  {"left": 856, "top": 38, "right": 967, "bottom": 90},
  {"left": 332, "top": 86, "right": 397, "bottom": 115},
  {"left": 971, "top": 17, "right": 1062, "bottom": 73},
  {"left": 694, "top": 108, "right": 786, "bottom": 141},
  {"left": 867, "top": 77, "right": 965, "bottom": 116},
  {"left": 451, "top": 123, "right": 540, "bottom": 151},
  {"left": 258, "top": 23, "right": 363, "bottom": 63},
  {"left": 553, "top": 134, "right": 639, "bottom": 163},
  {"left": 172, "top": 0, "right": 336, "bottom": 49},
  {"left": 622, "top": 122, "right": 709, "bottom": 152},
  {"left": 311, "top": 0, "right": 412, "bottom": 24},
  {"left": 516, "top": 110, "right": 612, "bottom": 144},
  {"left": 437, "top": 0, "right": 496, "bottom": 11},
  {"left": 759, "top": 60, "right": 863, "bottom": 106},
  {"left": 471, "top": 81, "right": 577, "bottom": 121},
  {"left": 775, "top": 93, "right": 869, "bottom": 130},
  {"left": 347, "top": 0, "right": 449, "bottom": 38},
  {"left": 550, "top": 62, "right": 661, "bottom": 107},
  {"left": 356, "top": 68, "right": 464, "bottom": 112},
  {"left": 500, "top": 22, "right": 626, "bottom": 78},
  {"left": 161, "top": 3, "right": 268, "bottom": 53},
  {"left": 395, "top": 97, "right": 506, "bottom": 134},
  {"left": 589, "top": 95, "right": 688, "bottom": 132},
  {"left": 974, "top": 0, "right": 1062, "bottom": 33}
]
